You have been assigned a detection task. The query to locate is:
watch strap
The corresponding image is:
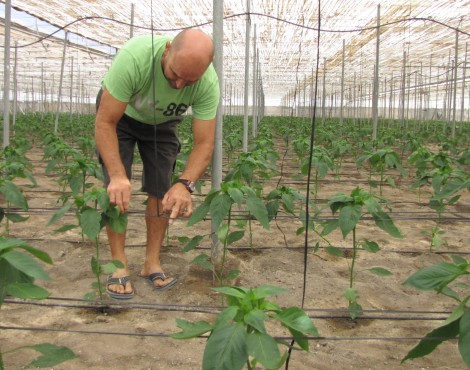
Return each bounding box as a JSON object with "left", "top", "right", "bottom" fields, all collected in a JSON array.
[{"left": 176, "top": 178, "right": 194, "bottom": 193}]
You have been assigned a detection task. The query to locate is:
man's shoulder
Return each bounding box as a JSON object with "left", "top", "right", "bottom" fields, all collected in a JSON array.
[{"left": 121, "top": 34, "right": 171, "bottom": 52}]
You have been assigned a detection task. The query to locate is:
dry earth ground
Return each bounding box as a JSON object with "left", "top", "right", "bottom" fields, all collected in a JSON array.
[{"left": 1, "top": 139, "right": 469, "bottom": 370}]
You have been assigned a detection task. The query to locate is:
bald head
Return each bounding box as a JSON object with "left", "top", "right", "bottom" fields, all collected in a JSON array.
[
  {"left": 171, "top": 29, "right": 214, "bottom": 63},
  {"left": 161, "top": 29, "right": 214, "bottom": 89}
]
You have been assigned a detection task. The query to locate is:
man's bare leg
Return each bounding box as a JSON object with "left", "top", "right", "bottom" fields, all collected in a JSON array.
[
  {"left": 106, "top": 226, "right": 133, "bottom": 294},
  {"left": 140, "top": 195, "right": 176, "bottom": 288}
]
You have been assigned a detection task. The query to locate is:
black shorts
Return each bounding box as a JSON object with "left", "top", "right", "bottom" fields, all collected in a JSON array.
[{"left": 96, "top": 91, "right": 180, "bottom": 198}]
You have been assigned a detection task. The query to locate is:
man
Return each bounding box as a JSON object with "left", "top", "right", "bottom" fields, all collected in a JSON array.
[{"left": 95, "top": 29, "right": 219, "bottom": 299}]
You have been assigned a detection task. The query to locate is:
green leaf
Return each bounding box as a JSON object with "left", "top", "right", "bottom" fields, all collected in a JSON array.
[
  {"left": 226, "top": 269, "right": 241, "bottom": 281},
  {"left": 246, "top": 332, "right": 282, "bottom": 369},
  {"left": 266, "top": 200, "right": 279, "bottom": 221},
  {"left": 372, "top": 211, "right": 403, "bottom": 238},
  {"left": 325, "top": 246, "right": 344, "bottom": 257},
  {"left": 321, "top": 219, "right": 339, "bottom": 236},
  {"left": 214, "top": 306, "right": 239, "bottom": 328},
  {"left": 101, "top": 261, "right": 121, "bottom": 274},
  {"left": 244, "top": 188, "right": 270, "bottom": 229},
  {"left": 2, "top": 250, "right": 51, "bottom": 280},
  {"left": 281, "top": 193, "right": 295, "bottom": 214},
  {"left": 70, "top": 175, "right": 84, "bottom": 195},
  {"left": 367, "top": 267, "right": 393, "bottom": 276},
  {"left": 54, "top": 224, "right": 77, "bottom": 233},
  {"left": 5, "top": 212, "right": 28, "bottom": 223},
  {"left": 79, "top": 208, "right": 101, "bottom": 240},
  {"left": 170, "top": 318, "right": 212, "bottom": 339},
  {"left": 202, "top": 322, "right": 247, "bottom": 370},
  {"left": 338, "top": 204, "right": 362, "bottom": 238},
  {"left": 459, "top": 309, "right": 470, "bottom": 367},
  {"left": 47, "top": 202, "right": 73, "bottom": 226},
  {"left": 6, "top": 282, "right": 50, "bottom": 299},
  {"left": 83, "top": 291, "right": 96, "bottom": 300},
  {"left": 210, "top": 193, "right": 233, "bottom": 229},
  {"left": 227, "top": 231, "right": 245, "bottom": 245},
  {"left": 244, "top": 309, "right": 267, "bottom": 334},
  {"left": 361, "top": 240, "right": 380, "bottom": 253},
  {"left": 0, "top": 238, "right": 52, "bottom": 264},
  {"left": 451, "top": 255, "right": 468, "bottom": 265},
  {"left": 217, "top": 223, "right": 229, "bottom": 243},
  {"left": 24, "top": 343, "right": 78, "bottom": 368},
  {"left": 343, "top": 287, "right": 359, "bottom": 302},
  {"left": 107, "top": 212, "right": 127, "bottom": 234},
  {"left": 191, "top": 253, "right": 214, "bottom": 272},
  {"left": 183, "top": 235, "right": 204, "bottom": 252},
  {"left": 188, "top": 200, "right": 210, "bottom": 226},
  {"left": 213, "top": 286, "right": 247, "bottom": 300},
  {"left": 97, "top": 190, "right": 110, "bottom": 211},
  {"left": 0, "top": 180, "right": 28, "bottom": 210},
  {"left": 348, "top": 301, "right": 363, "bottom": 320},
  {"left": 403, "top": 263, "right": 467, "bottom": 291},
  {"left": 286, "top": 327, "right": 309, "bottom": 351},
  {"left": 252, "top": 285, "right": 287, "bottom": 300},
  {"left": 328, "top": 193, "right": 352, "bottom": 214},
  {"left": 274, "top": 307, "right": 318, "bottom": 337},
  {"left": 227, "top": 187, "right": 244, "bottom": 207},
  {"left": 402, "top": 318, "right": 460, "bottom": 363}
]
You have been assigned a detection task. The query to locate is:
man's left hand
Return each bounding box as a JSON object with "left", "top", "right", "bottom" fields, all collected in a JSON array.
[{"left": 162, "top": 184, "right": 193, "bottom": 224}]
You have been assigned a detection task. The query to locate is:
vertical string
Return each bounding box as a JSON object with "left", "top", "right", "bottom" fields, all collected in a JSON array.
[
  {"left": 285, "top": 0, "right": 321, "bottom": 368},
  {"left": 149, "top": 0, "right": 162, "bottom": 217}
]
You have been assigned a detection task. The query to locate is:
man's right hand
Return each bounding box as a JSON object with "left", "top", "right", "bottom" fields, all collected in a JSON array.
[{"left": 107, "top": 176, "right": 132, "bottom": 213}]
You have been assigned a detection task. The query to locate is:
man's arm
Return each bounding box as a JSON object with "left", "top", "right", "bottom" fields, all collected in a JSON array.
[
  {"left": 162, "top": 117, "right": 216, "bottom": 223},
  {"left": 94, "top": 88, "right": 131, "bottom": 212}
]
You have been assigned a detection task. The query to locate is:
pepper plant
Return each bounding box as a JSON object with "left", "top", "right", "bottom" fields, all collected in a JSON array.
[
  {"left": 0, "top": 144, "right": 36, "bottom": 236},
  {"left": 402, "top": 255, "right": 470, "bottom": 368},
  {"left": 356, "top": 147, "right": 404, "bottom": 196},
  {"left": 171, "top": 285, "right": 319, "bottom": 370},
  {"left": 183, "top": 180, "right": 270, "bottom": 286},
  {"left": 48, "top": 187, "right": 127, "bottom": 300},
  {"left": 410, "top": 150, "right": 461, "bottom": 250},
  {"left": 321, "top": 186, "right": 403, "bottom": 318}
]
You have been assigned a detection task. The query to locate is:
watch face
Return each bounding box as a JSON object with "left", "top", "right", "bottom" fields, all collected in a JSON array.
[
  {"left": 178, "top": 179, "right": 195, "bottom": 193},
  {"left": 188, "top": 181, "right": 196, "bottom": 193}
]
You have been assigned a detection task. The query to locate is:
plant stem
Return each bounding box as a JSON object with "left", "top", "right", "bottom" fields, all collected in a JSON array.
[
  {"left": 5, "top": 201, "right": 10, "bottom": 237},
  {"left": 248, "top": 213, "right": 253, "bottom": 249},
  {"left": 349, "top": 227, "right": 357, "bottom": 289},
  {"left": 218, "top": 209, "right": 232, "bottom": 287},
  {"left": 95, "top": 237, "right": 103, "bottom": 301}
]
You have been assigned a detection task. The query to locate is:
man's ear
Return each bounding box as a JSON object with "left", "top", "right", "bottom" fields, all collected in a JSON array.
[{"left": 163, "top": 41, "right": 171, "bottom": 58}]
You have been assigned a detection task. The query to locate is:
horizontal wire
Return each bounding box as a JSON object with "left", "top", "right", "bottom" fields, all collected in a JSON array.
[
  {"left": 8, "top": 206, "right": 470, "bottom": 222},
  {"left": 0, "top": 325, "right": 457, "bottom": 343},
  {"left": 2, "top": 297, "right": 452, "bottom": 320},
  {"left": 7, "top": 12, "right": 470, "bottom": 49}
]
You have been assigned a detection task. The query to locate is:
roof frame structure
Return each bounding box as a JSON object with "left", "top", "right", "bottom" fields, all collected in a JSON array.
[{"left": 1, "top": 0, "right": 469, "bottom": 108}]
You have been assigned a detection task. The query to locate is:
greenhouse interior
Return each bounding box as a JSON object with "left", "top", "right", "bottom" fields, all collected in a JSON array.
[{"left": 1, "top": 0, "right": 470, "bottom": 369}]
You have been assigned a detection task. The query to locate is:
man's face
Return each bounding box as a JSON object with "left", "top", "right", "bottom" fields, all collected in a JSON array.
[{"left": 162, "top": 42, "right": 201, "bottom": 90}]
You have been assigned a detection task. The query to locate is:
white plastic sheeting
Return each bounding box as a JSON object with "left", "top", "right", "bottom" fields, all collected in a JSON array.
[{"left": 1, "top": 0, "right": 469, "bottom": 108}]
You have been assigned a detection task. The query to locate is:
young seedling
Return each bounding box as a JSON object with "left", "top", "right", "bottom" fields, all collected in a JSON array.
[
  {"left": 321, "top": 186, "right": 402, "bottom": 318},
  {"left": 356, "top": 147, "right": 404, "bottom": 196},
  {"left": 48, "top": 188, "right": 127, "bottom": 300},
  {"left": 184, "top": 180, "right": 270, "bottom": 286},
  {"left": 171, "top": 285, "right": 319, "bottom": 370},
  {"left": 411, "top": 150, "right": 462, "bottom": 250}
]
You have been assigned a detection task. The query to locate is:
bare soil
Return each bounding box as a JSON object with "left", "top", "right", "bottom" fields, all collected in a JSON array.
[{"left": 1, "top": 143, "right": 469, "bottom": 370}]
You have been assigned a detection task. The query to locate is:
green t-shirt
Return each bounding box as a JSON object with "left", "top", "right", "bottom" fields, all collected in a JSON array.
[{"left": 103, "top": 35, "right": 220, "bottom": 125}]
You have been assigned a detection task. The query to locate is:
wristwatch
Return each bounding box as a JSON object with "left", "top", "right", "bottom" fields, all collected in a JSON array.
[{"left": 176, "top": 178, "right": 195, "bottom": 193}]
